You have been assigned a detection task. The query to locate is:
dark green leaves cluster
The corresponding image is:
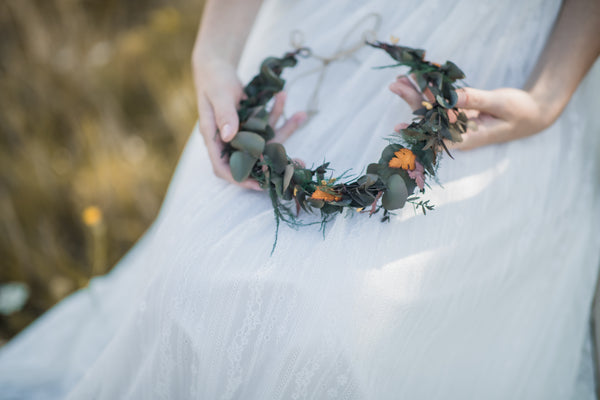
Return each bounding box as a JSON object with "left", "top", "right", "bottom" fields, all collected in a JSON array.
[{"left": 367, "top": 41, "right": 465, "bottom": 108}]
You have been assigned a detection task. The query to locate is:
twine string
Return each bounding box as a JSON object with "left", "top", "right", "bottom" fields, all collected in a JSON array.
[{"left": 284, "top": 12, "right": 382, "bottom": 120}]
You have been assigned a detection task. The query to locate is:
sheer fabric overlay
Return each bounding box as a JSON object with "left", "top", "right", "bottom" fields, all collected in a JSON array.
[{"left": 1, "top": 0, "right": 600, "bottom": 399}]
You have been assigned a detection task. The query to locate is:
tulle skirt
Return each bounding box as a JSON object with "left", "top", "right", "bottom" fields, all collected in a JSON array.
[{"left": 1, "top": 0, "right": 599, "bottom": 398}]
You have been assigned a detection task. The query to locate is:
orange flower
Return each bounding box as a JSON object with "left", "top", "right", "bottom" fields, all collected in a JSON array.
[
  {"left": 388, "top": 148, "right": 416, "bottom": 170},
  {"left": 311, "top": 187, "right": 342, "bottom": 202}
]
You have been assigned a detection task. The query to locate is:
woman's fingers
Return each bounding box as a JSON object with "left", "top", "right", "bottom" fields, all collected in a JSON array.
[
  {"left": 455, "top": 87, "right": 506, "bottom": 117},
  {"left": 446, "top": 114, "right": 511, "bottom": 151},
  {"left": 389, "top": 77, "right": 424, "bottom": 111},
  {"left": 394, "top": 122, "right": 409, "bottom": 132},
  {"left": 197, "top": 94, "right": 217, "bottom": 140},
  {"left": 197, "top": 91, "right": 262, "bottom": 191},
  {"left": 272, "top": 111, "right": 308, "bottom": 144},
  {"left": 268, "top": 92, "right": 287, "bottom": 128}
]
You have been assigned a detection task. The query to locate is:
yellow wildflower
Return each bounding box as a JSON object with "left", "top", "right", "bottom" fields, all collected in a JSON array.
[
  {"left": 82, "top": 206, "right": 102, "bottom": 227},
  {"left": 421, "top": 101, "right": 433, "bottom": 110}
]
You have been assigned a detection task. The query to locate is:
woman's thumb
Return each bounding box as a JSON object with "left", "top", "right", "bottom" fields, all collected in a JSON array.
[{"left": 210, "top": 93, "right": 240, "bottom": 142}]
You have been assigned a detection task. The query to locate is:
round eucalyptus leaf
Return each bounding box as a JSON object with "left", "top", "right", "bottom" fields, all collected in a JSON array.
[
  {"left": 264, "top": 125, "right": 275, "bottom": 142},
  {"left": 382, "top": 174, "right": 409, "bottom": 210},
  {"left": 293, "top": 168, "right": 312, "bottom": 185},
  {"left": 264, "top": 142, "right": 288, "bottom": 174},
  {"left": 229, "top": 151, "right": 257, "bottom": 182},
  {"left": 242, "top": 117, "right": 268, "bottom": 133},
  {"left": 230, "top": 131, "right": 265, "bottom": 158},
  {"left": 366, "top": 163, "right": 380, "bottom": 175}
]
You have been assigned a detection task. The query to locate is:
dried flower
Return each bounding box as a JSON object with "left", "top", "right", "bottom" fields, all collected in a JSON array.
[
  {"left": 388, "top": 148, "right": 416, "bottom": 170},
  {"left": 407, "top": 160, "right": 425, "bottom": 190},
  {"left": 311, "top": 188, "right": 342, "bottom": 202}
]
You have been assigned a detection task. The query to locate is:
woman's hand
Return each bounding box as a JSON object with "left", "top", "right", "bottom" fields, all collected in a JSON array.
[
  {"left": 389, "top": 76, "right": 552, "bottom": 151},
  {"left": 192, "top": 57, "right": 307, "bottom": 191}
]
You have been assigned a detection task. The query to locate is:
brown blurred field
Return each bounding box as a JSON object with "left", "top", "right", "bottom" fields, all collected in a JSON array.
[{"left": 0, "top": 0, "right": 204, "bottom": 342}]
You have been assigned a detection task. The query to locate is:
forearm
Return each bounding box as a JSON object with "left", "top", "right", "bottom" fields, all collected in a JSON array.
[
  {"left": 192, "top": 0, "right": 264, "bottom": 67},
  {"left": 524, "top": 0, "right": 600, "bottom": 126}
]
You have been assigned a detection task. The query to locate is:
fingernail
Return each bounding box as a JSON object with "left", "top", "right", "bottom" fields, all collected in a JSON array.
[{"left": 221, "top": 124, "right": 234, "bottom": 141}]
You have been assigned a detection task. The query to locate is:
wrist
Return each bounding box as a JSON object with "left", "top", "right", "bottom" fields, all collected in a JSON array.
[
  {"left": 192, "top": 39, "right": 239, "bottom": 69},
  {"left": 526, "top": 86, "right": 564, "bottom": 130}
]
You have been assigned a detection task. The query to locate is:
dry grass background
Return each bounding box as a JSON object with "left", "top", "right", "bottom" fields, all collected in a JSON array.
[{"left": 0, "top": 0, "right": 204, "bottom": 342}]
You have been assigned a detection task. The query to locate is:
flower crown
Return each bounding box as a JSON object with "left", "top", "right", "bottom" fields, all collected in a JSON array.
[{"left": 221, "top": 40, "right": 467, "bottom": 253}]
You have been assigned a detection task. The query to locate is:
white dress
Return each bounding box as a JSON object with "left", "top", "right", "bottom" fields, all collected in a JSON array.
[{"left": 1, "top": 0, "right": 600, "bottom": 399}]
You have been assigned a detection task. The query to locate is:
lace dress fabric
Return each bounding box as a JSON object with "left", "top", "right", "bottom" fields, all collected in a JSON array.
[{"left": 1, "top": 0, "right": 600, "bottom": 399}]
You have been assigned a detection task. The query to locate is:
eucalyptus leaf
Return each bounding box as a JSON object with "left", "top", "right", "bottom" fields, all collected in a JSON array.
[
  {"left": 230, "top": 131, "right": 265, "bottom": 158},
  {"left": 229, "top": 151, "right": 257, "bottom": 182},
  {"left": 382, "top": 174, "right": 409, "bottom": 210},
  {"left": 366, "top": 163, "right": 380, "bottom": 175},
  {"left": 264, "top": 142, "right": 288, "bottom": 174},
  {"left": 242, "top": 117, "right": 268, "bottom": 133},
  {"left": 293, "top": 168, "right": 313, "bottom": 185},
  {"left": 263, "top": 125, "right": 275, "bottom": 142},
  {"left": 379, "top": 144, "right": 402, "bottom": 165}
]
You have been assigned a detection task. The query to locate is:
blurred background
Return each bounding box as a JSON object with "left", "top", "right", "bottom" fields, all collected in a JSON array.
[{"left": 0, "top": 0, "right": 204, "bottom": 343}]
